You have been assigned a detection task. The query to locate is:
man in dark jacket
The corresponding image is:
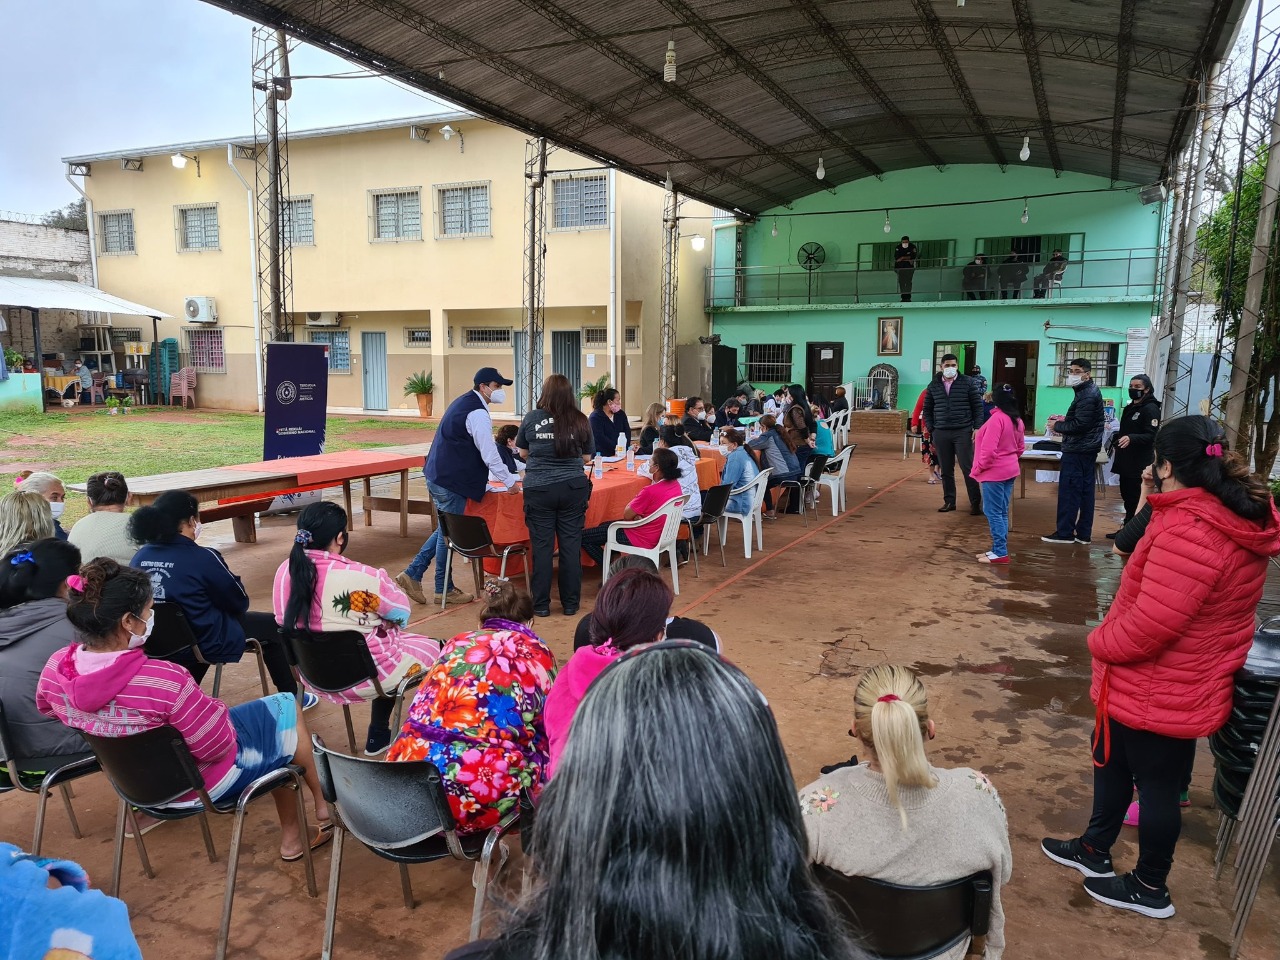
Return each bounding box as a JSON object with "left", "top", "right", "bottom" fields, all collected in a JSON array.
[
  {"left": 1043, "top": 358, "right": 1106, "bottom": 545},
  {"left": 682, "top": 396, "right": 715, "bottom": 442},
  {"left": 922, "top": 353, "right": 985, "bottom": 514},
  {"left": 961, "top": 255, "right": 989, "bottom": 300},
  {"left": 894, "top": 236, "right": 919, "bottom": 302},
  {"left": 1107, "top": 373, "right": 1161, "bottom": 536}
]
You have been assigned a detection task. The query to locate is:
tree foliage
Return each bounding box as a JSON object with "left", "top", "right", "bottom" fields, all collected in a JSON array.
[{"left": 41, "top": 198, "right": 87, "bottom": 232}]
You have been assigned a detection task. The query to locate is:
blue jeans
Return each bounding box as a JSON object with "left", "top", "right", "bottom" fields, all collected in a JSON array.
[
  {"left": 405, "top": 476, "right": 467, "bottom": 593},
  {"left": 981, "top": 478, "right": 1014, "bottom": 557},
  {"left": 1054, "top": 451, "right": 1097, "bottom": 541}
]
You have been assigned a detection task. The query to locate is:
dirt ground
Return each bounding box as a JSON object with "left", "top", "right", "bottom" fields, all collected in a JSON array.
[{"left": 3, "top": 434, "right": 1276, "bottom": 959}]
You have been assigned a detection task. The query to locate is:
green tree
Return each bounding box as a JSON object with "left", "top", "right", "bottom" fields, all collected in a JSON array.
[
  {"left": 41, "top": 198, "right": 87, "bottom": 232},
  {"left": 1197, "top": 151, "right": 1280, "bottom": 476}
]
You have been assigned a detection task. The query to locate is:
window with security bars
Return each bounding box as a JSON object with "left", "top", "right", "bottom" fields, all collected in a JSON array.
[
  {"left": 309, "top": 330, "right": 351, "bottom": 373},
  {"left": 283, "top": 197, "right": 314, "bottom": 246},
  {"left": 625, "top": 326, "right": 639, "bottom": 347},
  {"left": 977, "top": 233, "right": 1082, "bottom": 264},
  {"left": 109, "top": 328, "right": 143, "bottom": 345},
  {"left": 176, "top": 204, "right": 219, "bottom": 251},
  {"left": 583, "top": 327, "right": 608, "bottom": 346},
  {"left": 98, "top": 211, "right": 135, "bottom": 255},
  {"left": 1054, "top": 342, "right": 1120, "bottom": 387},
  {"left": 371, "top": 189, "right": 422, "bottom": 241},
  {"left": 464, "top": 327, "right": 512, "bottom": 347},
  {"left": 405, "top": 327, "right": 432, "bottom": 347},
  {"left": 745, "top": 344, "right": 793, "bottom": 383},
  {"left": 858, "top": 239, "right": 956, "bottom": 270},
  {"left": 437, "top": 182, "right": 491, "bottom": 238},
  {"left": 184, "top": 328, "right": 225, "bottom": 373},
  {"left": 551, "top": 174, "right": 608, "bottom": 230}
]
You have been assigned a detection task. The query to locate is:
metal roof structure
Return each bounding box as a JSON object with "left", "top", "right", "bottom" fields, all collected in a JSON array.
[
  {"left": 199, "top": 0, "right": 1250, "bottom": 216},
  {"left": 0, "top": 277, "right": 171, "bottom": 317}
]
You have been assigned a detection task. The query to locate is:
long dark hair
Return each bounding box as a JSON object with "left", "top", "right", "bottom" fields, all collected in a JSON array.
[
  {"left": 991, "top": 384, "right": 1022, "bottom": 428},
  {"left": 787, "top": 384, "right": 816, "bottom": 433},
  {"left": 66, "top": 558, "right": 152, "bottom": 647},
  {"left": 283, "top": 501, "right": 349, "bottom": 630},
  {"left": 1154, "top": 415, "right": 1273, "bottom": 522},
  {"left": 592, "top": 386, "right": 620, "bottom": 413},
  {"left": 538, "top": 374, "right": 592, "bottom": 458},
  {"left": 503, "top": 644, "right": 863, "bottom": 960},
  {"left": 0, "top": 538, "right": 81, "bottom": 609},
  {"left": 650, "top": 447, "right": 683, "bottom": 482},
  {"left": 762, "top": 413, "right": 798, "bottom": 453},
  {"left": 128, "top": 490, "right": 198, "bottom": 545},
  {"left": 659, "top": 423, "right": 694, "bottom": 451}
]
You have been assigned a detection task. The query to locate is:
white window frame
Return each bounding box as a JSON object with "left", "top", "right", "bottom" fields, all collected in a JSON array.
[
  {"left": 462, "top": 327, "right": 513, "bottom": 348},
  {"left": 175, "top": 203, "right": 220, "bottom": 252},
  {"left": 368, "top": 187, "right": 423, "bottom": 242},
  {"left": 283, "top": 195, "right": 315, "bottom": 247},
  {"left": 183, "top": 328, "right": 226, "bottom": 374},
  {"left": 625, "top": 325, "right": 640, "bottom": 350},
  {"left": 434, "top": 180, "right": 492, "bottom": 239},
  {"left": 308, "top": 329, "right": 351, "bottom": 374},
  {"left": 549, "top": 172, "right": 609, "bottom": 232},
  {"left": 582, "top": 326, "right": 608, "bottom": 346},
  {"left": 404, "top": 327, "right": 432, "bottom": 347},
  {"left": 97, "top": 209, "right": 136, "bottom": 256}
]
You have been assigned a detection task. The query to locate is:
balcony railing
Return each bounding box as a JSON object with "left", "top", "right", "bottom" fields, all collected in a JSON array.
[{"left": 705, "top": 247, "right": 1161, "bottom": 309}]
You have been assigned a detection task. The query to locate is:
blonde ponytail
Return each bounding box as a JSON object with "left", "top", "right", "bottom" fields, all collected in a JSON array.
[{"left": 853, "top": 664, "right": 936, "bottom": 827}]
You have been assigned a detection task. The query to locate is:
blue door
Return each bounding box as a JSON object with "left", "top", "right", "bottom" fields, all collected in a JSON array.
[{"left": 361, "top": 332, "right": 388, "bottom": 411}]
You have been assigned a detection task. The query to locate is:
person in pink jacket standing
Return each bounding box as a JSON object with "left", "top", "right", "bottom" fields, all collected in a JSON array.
[
  {"left": 969, "top": 385, "right": 1024, "bottom": 564},
  {"left": 1042, "top": 416, "right": 1280, "bottom": 920}
]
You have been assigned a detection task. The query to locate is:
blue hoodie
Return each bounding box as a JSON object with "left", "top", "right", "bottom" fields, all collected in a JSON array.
[{"left": 131, "top": 536, "right": 249, "bottom": 661}]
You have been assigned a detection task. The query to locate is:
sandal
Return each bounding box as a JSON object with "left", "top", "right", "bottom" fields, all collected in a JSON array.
[
  {"left": 281, "top": 825, "right": 334, "bottom": 862},
  {"left": 977, "top": 552, "right": 1010, "bottom": 564}
]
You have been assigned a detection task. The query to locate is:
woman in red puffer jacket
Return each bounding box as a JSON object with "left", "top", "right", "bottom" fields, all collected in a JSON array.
[{"left": 1042, "top": 415, "right": 1280, "bottom": 921}]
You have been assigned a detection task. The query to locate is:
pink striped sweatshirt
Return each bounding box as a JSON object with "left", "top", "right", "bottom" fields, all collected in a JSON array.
[
  {"left": 970, "top": 412, "right": 1025, "bottom": 483},
  {"left": 36, "top": 646, "right": 236, "bottom": 799}
]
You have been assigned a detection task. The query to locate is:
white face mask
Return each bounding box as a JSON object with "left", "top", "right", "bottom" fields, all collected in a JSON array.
[
  {"left": 696, "top": 410, "right": 707, "bottom": 420},
  {"left": 128, "top": 611, "right": 154, "bottom": 649},
  {"left": 49, "top": 502, "right": 66, "bottom": 520},
  {"left": 489, "top": 388, "right": 506, "bottom": 405},
  {"left": 942, "top": 366, "right": 958, "bottom": 379},
  {"left": 1066, "top": 374, "right": 1083, "bottom": 387},
  {"left": 192, "top": 521, "right": 203, "bottom": 541}
]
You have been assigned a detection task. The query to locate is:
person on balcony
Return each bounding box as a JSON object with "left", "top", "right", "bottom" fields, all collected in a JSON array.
[
  {"left": 996, "top": 248, "right": 1030, "bottom": 299},
  {"left": 962, "top": 254, "right": 990, "bottom": 300},
  {"left": 1033, "top": 249, "right": 1069, "bottom": 298},
  {"left": 894, "top": 235, "right": 918, "bottom": 302}
]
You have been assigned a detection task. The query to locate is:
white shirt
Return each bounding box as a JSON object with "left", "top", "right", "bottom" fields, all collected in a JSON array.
[{"left": 465, "top": 390, "right": 520, "bottom": 490}]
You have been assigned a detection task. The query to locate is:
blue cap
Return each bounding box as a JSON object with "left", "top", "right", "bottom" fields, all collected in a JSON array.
[{"left": 473, "top": 366, "right": 513, "bottom": 386}]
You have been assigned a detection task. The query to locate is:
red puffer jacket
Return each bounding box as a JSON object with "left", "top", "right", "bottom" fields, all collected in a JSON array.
[{"left": 1090, "top": 486, "right": 1280, "bottom": 739}]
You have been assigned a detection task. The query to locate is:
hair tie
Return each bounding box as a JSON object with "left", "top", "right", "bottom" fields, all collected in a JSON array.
[
  {"left": 483, "top": 577, "right": 508, "bottom": 598},
  {"left": 1205, "top": 443, "right": 1224, "bottom": 458},
  {"left": 877, "top": 693, "right": 901, "bottom": 703},
  {"left": 9, "top": 551, "right": 34, "bottom": 567},
  {"left": 294, "top": 530, "right": 313, "bottom": 546},
  {"left": 66, "top": 574, "right": 85, "bottom": 592}
]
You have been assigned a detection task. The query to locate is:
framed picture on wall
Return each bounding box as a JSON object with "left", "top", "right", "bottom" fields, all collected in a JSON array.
[{"left": 878, "top": 317, "right": 903, "bottom": 356}]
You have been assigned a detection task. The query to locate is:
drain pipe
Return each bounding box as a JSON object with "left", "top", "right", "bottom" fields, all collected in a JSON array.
[
  {"left": 64, "top": 173, "right": 104, "bottom": 336},
  {"left": 227, "top": 144, "right": 265, "bottom": 412}
]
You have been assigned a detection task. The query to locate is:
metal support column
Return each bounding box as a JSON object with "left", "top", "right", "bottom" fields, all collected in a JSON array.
[
  {"left": 659, "top": 188, "right": 681, "bottom": 401},
  {"left": 252, "top": 27, "right": 294, "bottom": 356},
  {"left": 521, "top": 138, "right": 548, "bottom": 413}
]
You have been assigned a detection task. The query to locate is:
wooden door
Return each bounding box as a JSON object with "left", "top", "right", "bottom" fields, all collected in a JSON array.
[
  {"left": 993, "top": 340, "right": 1037, "bottom": 429},
  {"left": 805, "top": 341, "right": 844, "bottom": 401}
]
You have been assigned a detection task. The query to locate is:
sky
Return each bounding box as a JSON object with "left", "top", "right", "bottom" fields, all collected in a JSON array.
[{"left": 0, "top": 0, "right": 454, "bottom": 217}]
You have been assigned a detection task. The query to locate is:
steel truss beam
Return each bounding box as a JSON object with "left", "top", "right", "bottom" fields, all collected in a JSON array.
[
  {"left": 522, "top": 138, "right": 548, "bottom": 414},
  {"left": 1011, "top": 0, "right": 1064, "bottom": 174},
  {"left": 659, "top": 189, "right": 681, "bottom": 402},
  {"left": 1111, "top": 0, "right": 1139, "bottom": 183},
  {"left": 252, "top": 26, "right": 293, "bottom": 347}
]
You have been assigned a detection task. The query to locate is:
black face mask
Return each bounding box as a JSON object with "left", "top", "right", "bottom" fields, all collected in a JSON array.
[
  {"left": 1151, "top": 462, "right": 1165, "bottom": 493},
  {"left": 1128, "top": 388, "right": 1145, "bottom": 401}
]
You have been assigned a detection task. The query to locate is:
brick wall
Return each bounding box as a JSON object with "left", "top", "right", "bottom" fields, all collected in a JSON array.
[
  {"left": 0, "top": 218, "right": 95, "bottom": 364},
  {"left": 847, "top": 409, "right": 908, "bottom": 435}
]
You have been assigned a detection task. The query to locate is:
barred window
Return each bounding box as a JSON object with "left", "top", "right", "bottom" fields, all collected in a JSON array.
[
  {"left": 436, "top": 182, "right": 491, "bottom": 238},
  {"left": 745, "top": 343, "right": 793, "bottom": 383},
  {"left": 405, "top": 327, "right": 432, "bottom": 347},
  {"left": 583, "top": 327, "right": 608, "bottom": 346},
  {"left": 184, "top": 328, "right": 225, "bottom": 373},
  {"left": 98, "top": 211, "right": 135, "bottom": 255},
  {"left": 371, "top": 189, "right": 422, "bottom": 241},
  {"left": 284, "top": 197, "right": 314, "bottom": 246},
  {"left": 1054, "top": 342, "right": 1120, "bottom": 387},
  {"left": 858, "top": 239, "right": 956, "bottom": 270},
  {"left": 625, "top": 326, "right": 639, "bottom": 347},
  {"left": 176, "top": 204, "right": 219, "bottom": 251},
  {"left": 109, "top": 328, "right": 143, "bottom": 345},
  {"left": 551, "top": 173, "right": 608, "bottom": 230},
  {"left": 463, "top": 327, "right": 512, "bottom": 347},
  {"left": 309, "top": 330, "right": 351, "bottom": 373}
]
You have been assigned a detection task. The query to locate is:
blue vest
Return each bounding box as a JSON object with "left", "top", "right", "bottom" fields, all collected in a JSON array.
[{"left": 425, "top": 390, "right": 488, "bottom": 502}]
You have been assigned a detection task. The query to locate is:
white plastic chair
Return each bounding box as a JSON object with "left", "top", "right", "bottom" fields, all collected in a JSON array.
[
  {"left": 719, "top": 468, "right": 772, "bottom": 559},
  {"left": 601, "top": 494, "right": 688, "bottom": 595},
  {"left": 835, "top": 409, "right": 851, "bottom": 448},
  {"left": 818, "top": 445, "right": 855, "bottom": 515}
]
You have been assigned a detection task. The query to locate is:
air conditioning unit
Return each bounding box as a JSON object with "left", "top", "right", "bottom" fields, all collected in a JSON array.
[
  {"left": 305, "top": 311, "right": 342, "bottom": 327},
  {"left": 184, "top": 296, "right": 217, "bottom": 323}
]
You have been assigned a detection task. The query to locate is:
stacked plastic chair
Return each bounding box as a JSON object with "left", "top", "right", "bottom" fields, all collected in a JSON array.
[{"left": 1211, "top": 617, "right": 1280, "bottom": 958}]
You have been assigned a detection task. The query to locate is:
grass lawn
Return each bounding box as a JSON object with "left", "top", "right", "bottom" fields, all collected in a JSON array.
[{"left": 0, "top": 409, "right": 434, "bottom": 524}]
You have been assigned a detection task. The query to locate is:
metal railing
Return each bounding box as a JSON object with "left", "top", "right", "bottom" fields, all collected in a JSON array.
[{"left": 705, "top": 248, "right": 1161, "bottom": 309}]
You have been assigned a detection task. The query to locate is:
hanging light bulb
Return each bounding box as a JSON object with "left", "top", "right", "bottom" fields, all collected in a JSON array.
[
  {"left": 1019, "top": 136, "right": 1030, "bottom": 162},
  {"left": 883, "top": 210, "right": 892, "bottom": 234},
  {"left": 771, "top": 218, "right": 778, "bottom": 238},
  {"left": 663, "top": 39, "right": 677, "bottom": 83},
  {"left": 816, "top": 157, "right": 826, "bottom": 180},
  {"left": 664, "top": 170, "right": 673, "bottom": 192},
  {"left": 1021, "top": 200, "right": 1029, "bottom": 224},
  {"left": 690, "top": 234, "right": 706, "bottom": 252}
]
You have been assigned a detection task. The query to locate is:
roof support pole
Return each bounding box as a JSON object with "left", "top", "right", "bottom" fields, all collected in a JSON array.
[
  {"left": 659, "top": 186, "right": 681, "bottom": 402},
  {"left": 31, "top": 309, "right": 45, "bottom": 413},
  {"left": 521, "top": 137, "right": 548, "bottom": 415}
]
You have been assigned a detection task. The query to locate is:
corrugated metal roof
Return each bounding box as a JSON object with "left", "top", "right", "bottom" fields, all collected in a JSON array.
[
  {"left": 0, "top": 277, "right": 171, "bottom": 317},
  {"left": 195, "top": 0, "right": 1251, "bottom": 216}
]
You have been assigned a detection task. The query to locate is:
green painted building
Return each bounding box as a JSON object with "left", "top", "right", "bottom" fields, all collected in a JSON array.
[{"left": 705, "top": 165, "right": 1162, "bottom": 429}]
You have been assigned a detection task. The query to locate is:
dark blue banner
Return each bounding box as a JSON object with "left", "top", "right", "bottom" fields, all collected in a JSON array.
[{"left": 264, "top": 342, "right": 329, "bottom": 460}]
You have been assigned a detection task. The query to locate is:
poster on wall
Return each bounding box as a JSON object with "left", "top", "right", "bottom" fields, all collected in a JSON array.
[{"left": 263, "top": 342, "right": 330, "bottom": 514}]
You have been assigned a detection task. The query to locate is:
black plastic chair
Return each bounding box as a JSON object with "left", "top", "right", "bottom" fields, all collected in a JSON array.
[
  {"left": 438, "top": 512, "right": 531, "bottom": 608},
  {"left": 684, "top": 483, "right": 732, "bottom": 576},
  {"left": 815, "top": 865, "right": 993, "bottom": 960},
  {"left": 312, "top": 734, "right": 522, "bottom": 957},
  {"left": 0, "top": 701, "right": 99, "bottom": 855},
  {"left": 150, "top": 602, "right": 269, "bottom": 700},
  {"left": 79, "top": 725, "right": 317, "bottom": 960},
  {"left": 780, "top": 453, "right": 829, "bottom": 526},
  {"left": 282, "top": 628, "right": 425, "bottom": 753}
]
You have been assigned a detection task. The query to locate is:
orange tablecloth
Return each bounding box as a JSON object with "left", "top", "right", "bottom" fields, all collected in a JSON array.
[
  {"left": 467, "top": 468, "right": 648, "bottom": 544},
  {"left": 694, "top": 443, "right": 726, "bottom": 473}
]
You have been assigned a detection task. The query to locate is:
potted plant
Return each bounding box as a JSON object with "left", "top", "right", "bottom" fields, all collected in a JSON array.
[
  {"left": 4, "top": 347, "right": 23, "bottom": 373},
  {"left": 120, "top": 395, "right": 134, "bottom": 414},
  {"left": 404, "top": 371, "right": 434, "bottom": 418},
  {"left": 104, "top": 397, "right": 121, "bottom": 416},
  {"left": 579, "top": 373, "right": 611, "bottom": 411}
]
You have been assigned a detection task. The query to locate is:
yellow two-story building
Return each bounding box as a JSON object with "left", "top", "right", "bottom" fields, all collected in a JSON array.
[{"left": 63, "top": 113, "right": 712, "bottom": 415}]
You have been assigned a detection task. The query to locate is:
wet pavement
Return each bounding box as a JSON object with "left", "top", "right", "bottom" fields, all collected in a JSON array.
[{"left": 3, "top": 436, "right": 1276, "bottom": 959}]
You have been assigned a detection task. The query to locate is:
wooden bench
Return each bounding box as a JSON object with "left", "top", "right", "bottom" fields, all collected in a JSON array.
[{"left": 199, "top": 498, "right": 276, "bottom": 543}]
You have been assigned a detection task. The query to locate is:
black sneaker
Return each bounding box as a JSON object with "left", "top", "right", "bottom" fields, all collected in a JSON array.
[
  {"left": 1083, "top": 873, "right": 1175, "bottom": 919},
  {"left": 1040, "top": 533, "right": 1075, "bottom": 544},
  {"left": 1040, "top": 837, "right": 1115, "bottom": 878},
  {"left": 1074, "top": 537, "right": 1092, "bottom": 545},
  {"left": 363, "top": 727, "right": 392, "bottom": 757}
]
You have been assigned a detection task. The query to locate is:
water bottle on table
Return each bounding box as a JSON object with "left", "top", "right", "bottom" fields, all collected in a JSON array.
[
  {"left": 593, "top": 455, "right": 603, "bottom": 479},
  {"left": 626, "top": 446, "right": 635, "bottom": 472},
  {"left": 616, "top": 432, "right": 627, "bottom": 459}
]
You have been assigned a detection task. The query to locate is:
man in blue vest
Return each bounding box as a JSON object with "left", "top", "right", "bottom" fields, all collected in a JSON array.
[{"left": 396, "top": 367, "right": 522, "bottom": 605}]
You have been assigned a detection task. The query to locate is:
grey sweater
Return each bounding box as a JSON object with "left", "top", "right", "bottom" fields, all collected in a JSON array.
[
  {"left": 799, "top": 763, "right": 1013, "bottom": 960},
  {"left": 0, "top": 598, "right": 87, "bottom": 760}
]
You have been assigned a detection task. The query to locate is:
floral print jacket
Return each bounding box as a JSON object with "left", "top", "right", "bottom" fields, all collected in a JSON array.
[{"left": 386, "top": 619, "right": 557, "bottom": 834}]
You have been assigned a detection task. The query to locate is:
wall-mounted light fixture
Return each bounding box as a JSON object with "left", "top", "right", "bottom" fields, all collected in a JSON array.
[
  {"left": 440, "top": 125, "right": 465, "bottom": 152},
  {"left": 171, "top": 153, "right": 201, "bottom": 177},
  {"left": 689, "top": 234, "right": 706, "bottom": 252}
]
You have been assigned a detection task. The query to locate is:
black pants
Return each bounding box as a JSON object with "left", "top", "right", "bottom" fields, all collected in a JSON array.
[
  {"left": 963, "top": 288, "right": 989, "bottom": 300},
  {"left": 185, "top": 614, "right": 296, "bottom": 696},
  {"left": 896, "top": 267, "right": 914, "bottom": 302},
  {"left": 523, "top": 477, "right": 591, "bottom": 611},
  {"left": 1083, "top": 715, "right": 1196, "bottom": 888},
  {"left": 1118, "top": 472, "right": 1143, "bottom": 523},
  {"left": 932, "top": 427, "right": 980, "bottom": 509},
  {"left": 763, "top": 472, "right": 796, "bottom": 511},
  {"left": 369, "top": 695, "right": 395, "bottom": 735},
  {"left": 786, "top": 446, "right": 814, "bottom": 513},
  {"left": 582, "top": 525, "right": 629, "bottom": 564}
]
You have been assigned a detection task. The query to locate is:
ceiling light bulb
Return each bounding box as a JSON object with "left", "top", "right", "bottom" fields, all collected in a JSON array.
[
  {"left": 441, "top": 124, "right": 455, "bottom": 140},
  {"left": 816, "top": 157, "right": 825, "bottom": 180},
  {"left": 1021, "top": 201, "right": 1029, "bottom": 224},
  {"left": 883, "top": 211, "right": 891, "bottom": 234},
  {"left": 690, "top": 234, "right": 706, "bottom": 252},
  {"left": 1019, "top": 136, "right": 1030, "bottom": 162},
  {"left": 171, "top": 154, "right": 188, "bottom": 169},
  {"left": 664, "top": 39, "right": 677, "bottom": 83},
  {"left": 771, "top": 219, "right": 778, "bottom": 238}
]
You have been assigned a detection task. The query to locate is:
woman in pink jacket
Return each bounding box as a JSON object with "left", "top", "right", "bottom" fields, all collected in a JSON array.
[
  {"left": 1042, "top": 416, "right": 1280, "bottom": 919},
  {"left": 969, "top": 385, "right": 1024, "bottom": 564}
]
